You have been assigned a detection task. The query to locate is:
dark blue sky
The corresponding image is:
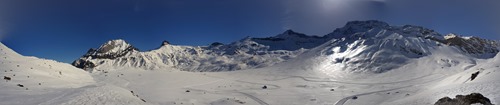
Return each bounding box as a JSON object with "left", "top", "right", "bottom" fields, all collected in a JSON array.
[{"left": 1, "top": 0, "right": 500, "bottom": 63}]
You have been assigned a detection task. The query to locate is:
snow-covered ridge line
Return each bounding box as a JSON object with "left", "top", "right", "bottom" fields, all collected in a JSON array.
[{"left": 72, "top": 20, "right": 499, "bottom": 72}]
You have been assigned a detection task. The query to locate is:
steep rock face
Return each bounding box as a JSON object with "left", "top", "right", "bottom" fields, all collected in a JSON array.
[
  {"left": 443, "top": 34, "right": 499, "bottom": 55},
  {"left": 72, "top": 39, "right": 138, "bottom": 70},
  {"left": 83, "top": 39, "right": 138, "bottom": 59},
  {"left": 434, "top": 93, "right": 493, "bottom": 105}
]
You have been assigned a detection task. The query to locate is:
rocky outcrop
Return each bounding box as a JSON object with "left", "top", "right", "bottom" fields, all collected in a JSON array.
[
  {"left": 72, "top": 39, "right": 138, "bottom": 70},
  {"left": 161, "top": 40, "right": 170, "bottom": 46},
  {"left": 443, "top": 34, "right": 499, "bottom": 54},
  {"left": 434, "top": 93, "right": 493, "bottom": 105}
]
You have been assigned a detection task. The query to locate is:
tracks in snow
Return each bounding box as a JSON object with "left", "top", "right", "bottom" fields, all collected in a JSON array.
[
  {"left": 334, "top": 85, "right": 413, "bottom": 105},
  {"left": 265, "top": 74, "right": 436, "bottom": 85},
  {"left": 181, "top": 75, "right": 273, "bottom": 105},
  {"left": 236, "top": 91, "right": 269, "bottom": 105}
]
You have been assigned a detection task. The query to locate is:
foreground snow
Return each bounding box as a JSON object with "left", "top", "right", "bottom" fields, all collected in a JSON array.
[{"left": 0, "top": 43, "right": 147, "bottom": 105}]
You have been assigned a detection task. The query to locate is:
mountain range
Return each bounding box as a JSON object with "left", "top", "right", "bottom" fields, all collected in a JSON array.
[{"left": 72, "top": 20, "right": 500, "bottom": 73}]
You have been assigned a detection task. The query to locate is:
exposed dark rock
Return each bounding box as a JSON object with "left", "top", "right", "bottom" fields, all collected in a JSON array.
[
  {"left": 72, "top": 39, "right": 138, "bottom": 69},
  {"left": 471, "top": 71, "right": 480, "bottom": 81},
  {"left": 434, "top": 93, "right": 493, "bottom": 105},
  {"left": 161, "top": 40, "right": 170, "bottom": 46},
  {"left": 352, "top": 96, "right": 358, "bottom": 100},
  {"left": 252, "top": 37, "right": 285, "bottom": 41},
  {"left": 281, "top": 29, "right": 322, "bottom": 39},
  {"left": 432, "top": 34, "right": 500, "bottom": 55},
  {"left": 4, "top": 76, "right": 11, "bottom": 81},
  {"left": 210, "top": 42, "right": 224, "bottom": 46}
]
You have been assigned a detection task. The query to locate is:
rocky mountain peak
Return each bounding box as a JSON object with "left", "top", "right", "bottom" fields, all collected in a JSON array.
[
  {"left": 276, "top": 29, "right": 320, "bottom": 39},
  {"left": 79, "top": 39, "right": 135, "bottom": 58},
  {"left": 344, "top": 20, "right": 390, "bottom": 28},
  {"left": 282, "top": 29, "right": 299, "bottom": 35},
  {"left": 72, "top": 39, "right": 139, "bottom": 70},
  {"left": 328, "top": 20, "right": 390, "bottom": 38},
  {"left": 161, "top": 40, "right": 170, "bottom": 46},
  {"left": 96, "top": 39, "right": 136, "bottom": 54},
  {"left": 442, "top": 33, "right": 499, "bottom": 55}
]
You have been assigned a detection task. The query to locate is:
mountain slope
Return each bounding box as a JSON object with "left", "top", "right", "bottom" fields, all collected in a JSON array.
[
  {"left": 0, "top": 43, "right": 151, "bottom": 105},
  {"left": 72, "top": 20, "right": 499, "bottom": 73},
  {"left": 0, "top": 42, "right": 94, "bottom": 88},
  {"left": 72, "top": 31, "right": 319, "bottom": 71},
  {"left": 296, "top": 20, "right": 498, "bottom": 74}
]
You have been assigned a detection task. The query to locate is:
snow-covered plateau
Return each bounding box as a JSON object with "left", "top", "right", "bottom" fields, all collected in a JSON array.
[{"left": 2, "top": 20, "right": 500, "bottom": 105}]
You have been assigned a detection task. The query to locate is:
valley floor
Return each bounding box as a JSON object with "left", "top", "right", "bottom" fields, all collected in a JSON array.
[
  {"left": 46, "top": 64, "right": 499, "bottom": 105},
  {"left": 2, "top": 64, "right": 500, "bottom": 105}
]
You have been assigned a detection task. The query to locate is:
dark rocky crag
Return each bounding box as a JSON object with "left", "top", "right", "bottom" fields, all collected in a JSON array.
[
  {"left": 72, "top": 39, "right": 138, "bottom": 70},
  {"left": 434, "top": 93, "right": 494, "bottom": 105}
]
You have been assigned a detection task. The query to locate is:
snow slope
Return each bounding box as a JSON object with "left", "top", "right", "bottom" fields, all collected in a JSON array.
[
  {"left": 82, "top": 51, "right": 500, "bottom": 105},
  {"left": 381, "top": 53, "right": 500, "bottom": 105},
  {"left": 0, "top": 43, "right": 148, "bottom": 105}
]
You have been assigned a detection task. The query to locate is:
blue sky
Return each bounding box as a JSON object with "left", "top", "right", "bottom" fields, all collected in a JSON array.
[{"left": 1, "top": 0, "right": 499, "bottom": 63}]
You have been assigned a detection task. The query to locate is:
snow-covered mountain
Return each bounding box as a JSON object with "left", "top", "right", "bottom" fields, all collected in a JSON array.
[
  {"left": 72, "top": 20, "right": 499, "bottom": 73},
  {"left": 288, "top": 20, "right": 500, "bottom": 74},
  {"left": 72, "top": 30, "right": 318, "bottom": 71}
]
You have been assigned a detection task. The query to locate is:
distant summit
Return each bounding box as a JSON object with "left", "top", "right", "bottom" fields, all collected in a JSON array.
[{"left": 161, "top": 40, "right": 170, "bottom": 46}]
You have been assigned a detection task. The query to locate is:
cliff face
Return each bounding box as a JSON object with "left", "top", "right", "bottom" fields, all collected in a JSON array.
[
  {"left": 72, "top": 39, "right": 138, "bottom": 70},
  {"left": 434, "top": 93, "right": 493, "bottom": 105},
  {"left": 443, "top": 34, "right": 499, "bottom": 54}
]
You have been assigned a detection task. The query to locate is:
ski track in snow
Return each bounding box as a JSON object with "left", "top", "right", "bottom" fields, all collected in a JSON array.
[
  {"left": 181, "top": 75, "right": 275, "bottom": 105},
  {"left": 264, "top": 74, "right": 436, "bottom": 85},
  {"left": 236, "top": 91, "right": 269, "bottom": 105},
  {"left": 39, "top": 85, "right": 98, "bottom": 105},
  {"left": 334, "top": 85, "right": 413, "bottom": 105}
]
